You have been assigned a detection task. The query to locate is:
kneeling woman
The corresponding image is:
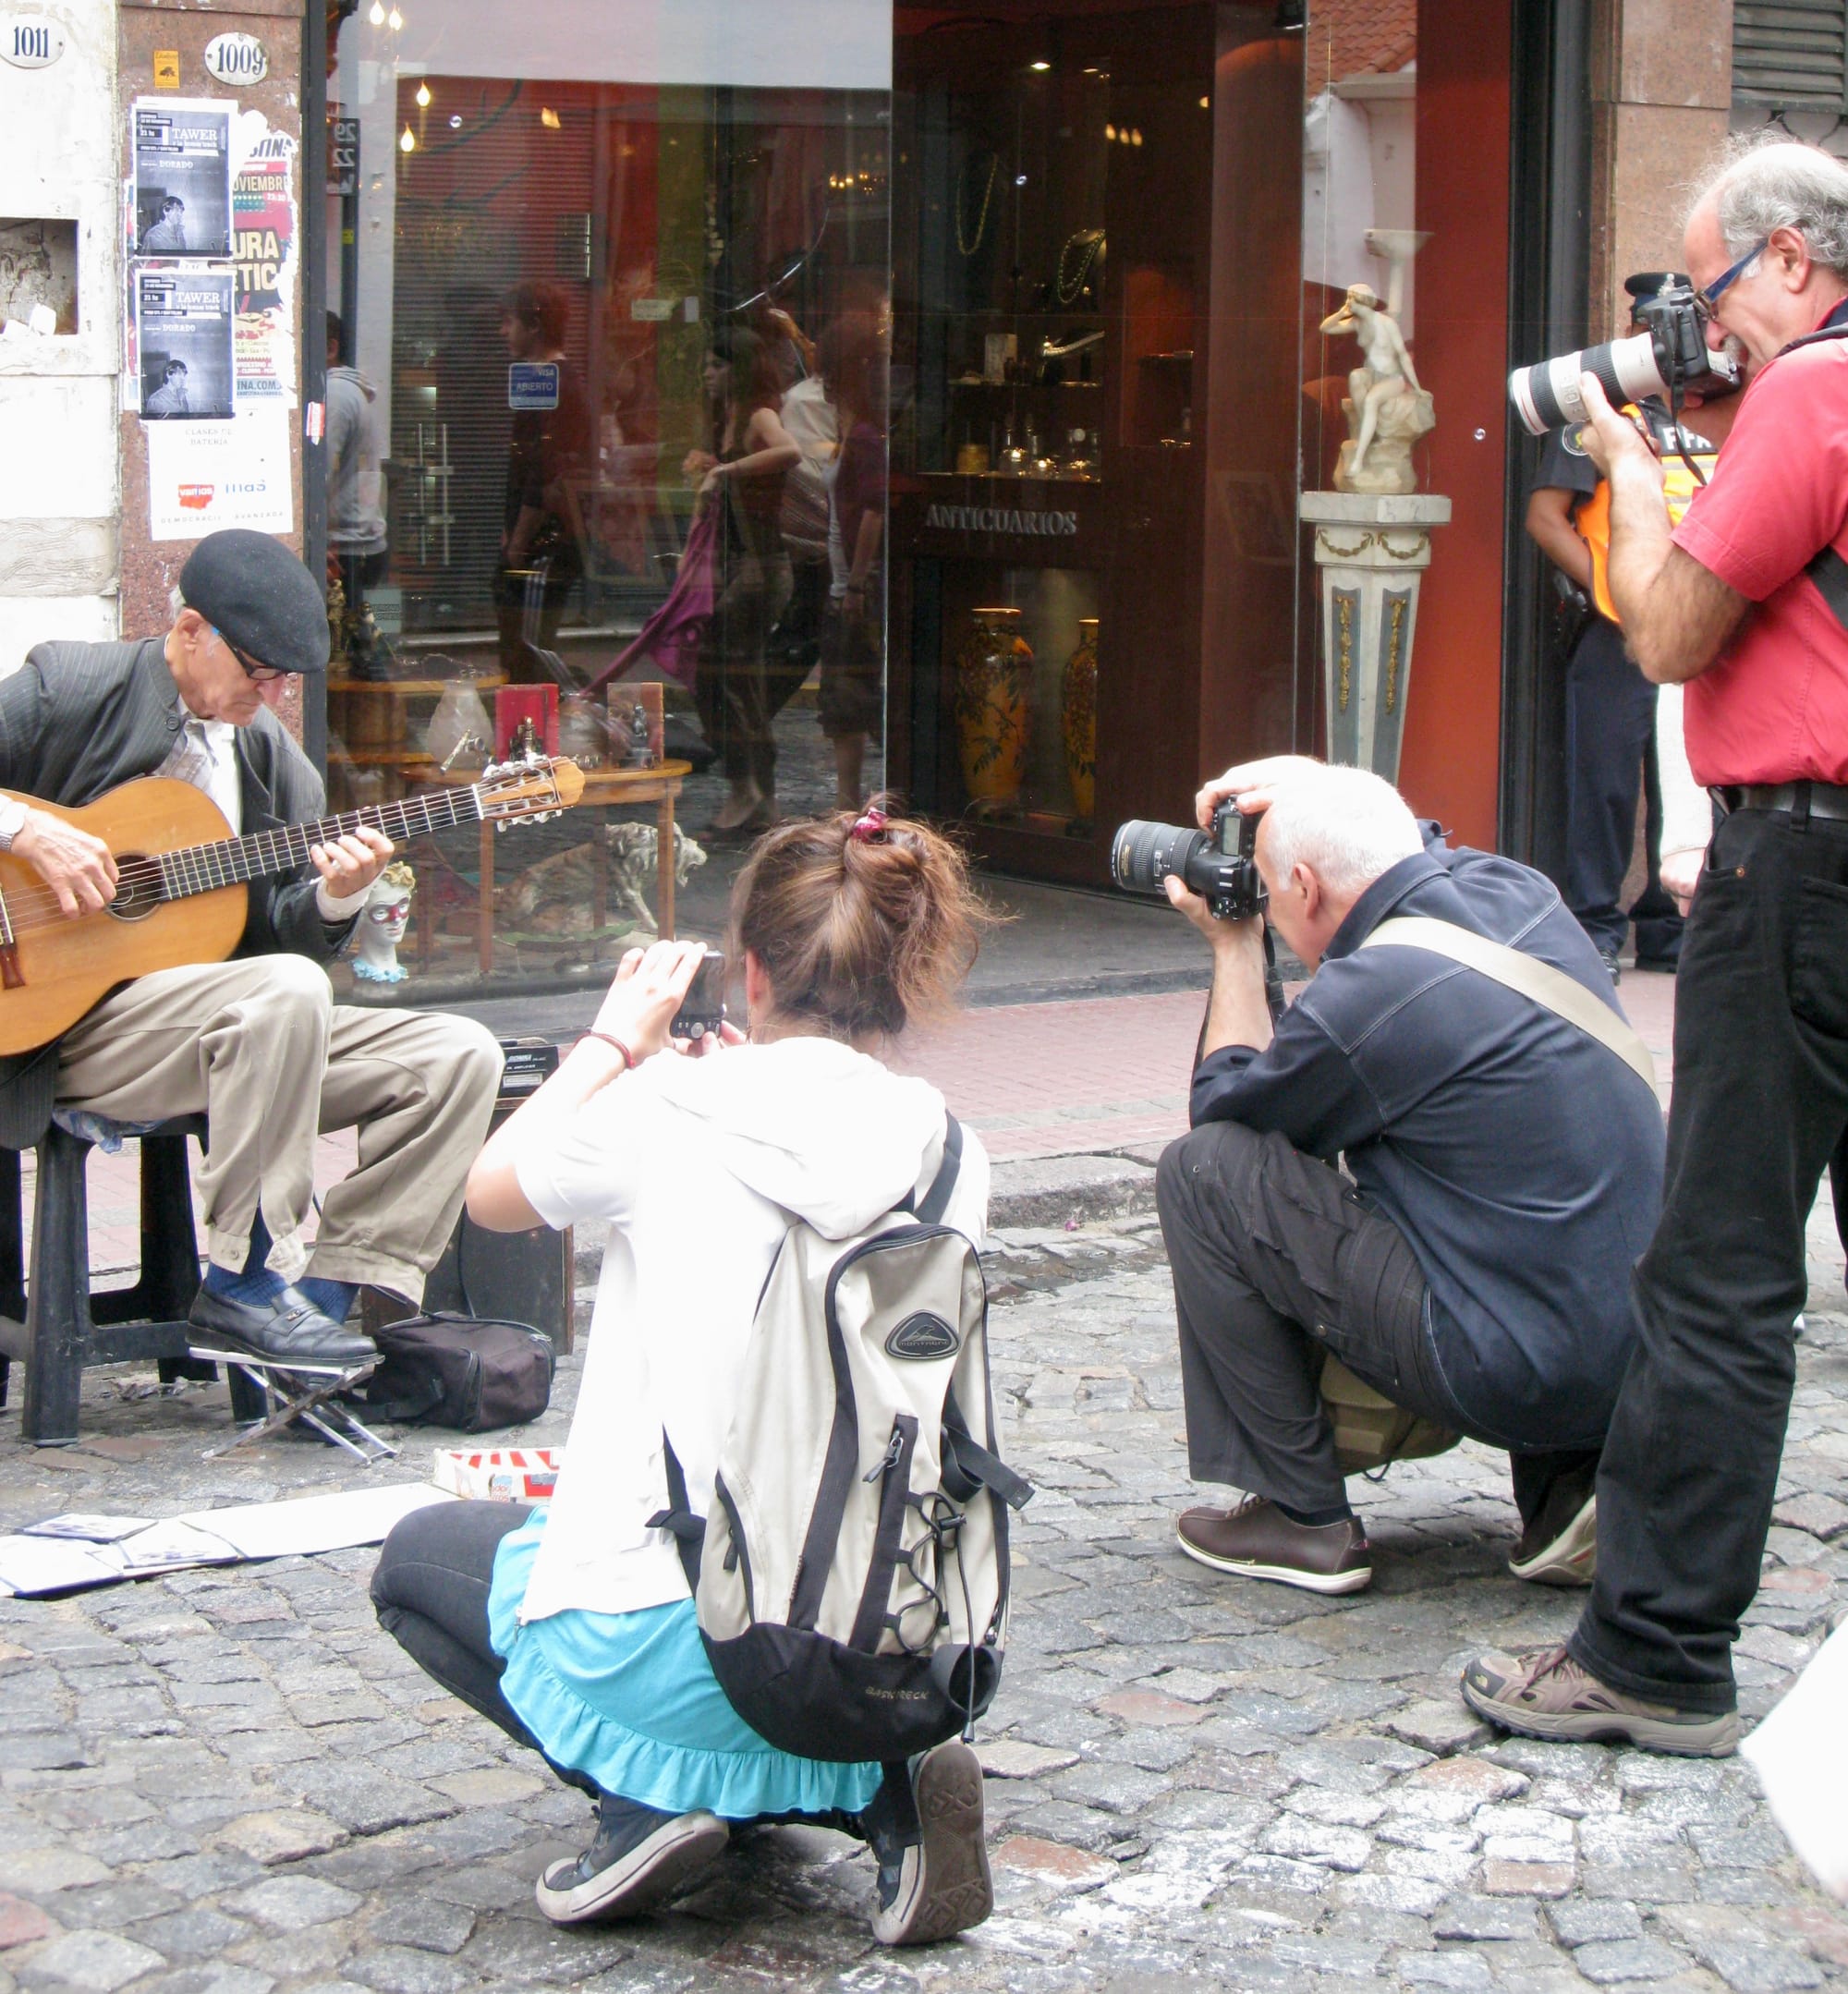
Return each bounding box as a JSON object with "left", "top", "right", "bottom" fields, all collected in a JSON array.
[{"left": 371, "top": 809, "right": 993, "bottom": 1943}]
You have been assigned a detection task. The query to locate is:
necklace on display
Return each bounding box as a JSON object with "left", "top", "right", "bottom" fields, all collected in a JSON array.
[
  {"left": 955, "top": 150, "right": 1000, "bottom": 259},
  {"left": 1055, "top": 227, "right": 1106, "bottom": 306}
]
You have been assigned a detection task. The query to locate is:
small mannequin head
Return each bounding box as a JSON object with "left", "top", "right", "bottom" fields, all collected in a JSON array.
[{"left": 354, "top": 861, "right": 416, "bottom": 982}]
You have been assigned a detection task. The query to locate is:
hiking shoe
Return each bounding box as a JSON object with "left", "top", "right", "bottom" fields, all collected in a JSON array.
[
  {"left": 866, "top": 1741, "right": 992, "bottom": 1946},
  {"left": 1175, "top": 1497, "right": 1371, "bottom": 1595},
  {"left": 1508, "top": 1475, "right": 1598, "bottom": 1587},
  {"left": 534, "top": 1792, "right": 728, "bottom": 1925},
  {"left": 1461, "top": 1644, "right": 1740, "bottom": 1757}
]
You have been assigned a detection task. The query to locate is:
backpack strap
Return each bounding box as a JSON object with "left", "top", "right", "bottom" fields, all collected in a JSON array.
[
  {"left": 913, "top": 1114, "right": 964, "bottom": 1224},
  {"left": 1358, "top": 916, "right": 1657, "bottom": 1095},
  {"left": 644, "top": 1433, "right": 704, "bottom": 1591},
  {"left": 942, "top": 1392, "right": 1035, "bottom": 1512},
  {"left": 1805, "top": 543, "right": 1848, "bottom": 637}
]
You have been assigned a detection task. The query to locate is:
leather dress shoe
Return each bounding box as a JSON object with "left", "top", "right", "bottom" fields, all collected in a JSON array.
[
  {"left": 1175, "top": 1496, "right": 1372, "bottom": 1595},
  {"left": 188, "top": 1284, "right": 378, "bottom": 1369}
]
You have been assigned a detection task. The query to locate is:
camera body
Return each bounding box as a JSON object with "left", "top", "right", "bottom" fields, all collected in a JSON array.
[
  {"left": 669, "top": 949, "right": 727, "bottom": 1040},
  {"left": 1508, "top": 274, "right": 1739, "bottom": 435},
  {"left": 1111, "top": 800, "right": 1265, "bottom": 921}
]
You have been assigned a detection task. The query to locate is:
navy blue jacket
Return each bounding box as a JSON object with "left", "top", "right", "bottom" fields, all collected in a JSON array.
[{"left": 1190, "top": 827, "right": 1663, "bottom": 1450}]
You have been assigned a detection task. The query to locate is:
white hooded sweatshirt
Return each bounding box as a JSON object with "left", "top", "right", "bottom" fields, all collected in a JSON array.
[{"left": 512, "top": 1036, "right": 989, "bottom": 1623}]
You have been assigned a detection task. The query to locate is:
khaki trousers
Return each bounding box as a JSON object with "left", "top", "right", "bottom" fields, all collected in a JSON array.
[{"left": 54, "top": 957, "right": 503, "bottom": 1303}]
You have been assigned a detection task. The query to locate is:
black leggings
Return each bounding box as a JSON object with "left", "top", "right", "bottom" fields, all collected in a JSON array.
[{"left": 371, "top": 1500, "right": 596, "bottom": 1795}]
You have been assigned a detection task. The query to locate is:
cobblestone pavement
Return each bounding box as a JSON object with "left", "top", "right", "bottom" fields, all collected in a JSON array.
[{"left": 0, "top": 1199, "right": 1842, "bottom": 1993}]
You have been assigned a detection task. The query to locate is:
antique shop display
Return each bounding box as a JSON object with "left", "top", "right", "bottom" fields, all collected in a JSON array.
[
  {"left": 353, "top": 862, "right": 416, "bottom": 985},
  {"left": 1062, "top": 617, "right": 1099, "bottom": 822},
  {"left": 954, "top": 608, "right": 1033, "bottom": 811}
]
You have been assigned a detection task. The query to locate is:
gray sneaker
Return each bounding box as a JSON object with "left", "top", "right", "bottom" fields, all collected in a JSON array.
[{"left": 1461, "top": 1643, "right": 1739, "bottom": 1757}]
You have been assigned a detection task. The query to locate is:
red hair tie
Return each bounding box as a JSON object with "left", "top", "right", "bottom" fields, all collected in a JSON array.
[{"left": 849, "top": 807, "right": 889, "bottom": 843}]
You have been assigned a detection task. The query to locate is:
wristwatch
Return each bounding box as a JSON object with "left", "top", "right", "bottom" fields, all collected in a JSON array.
[{"left": 0, "top": 798, "right": 28, "bottom": 852}]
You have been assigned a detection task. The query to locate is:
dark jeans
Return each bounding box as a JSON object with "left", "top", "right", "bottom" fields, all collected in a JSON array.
[
  {"left": 693, "top": 555, "right": 800, "bottom": 795},
  {"left": 1570, "top": 805, "right": 1848, "bottom": 1712},
  {"left": 1565, "top": 616, "right": 1684, "bottom": 963},
  {"left": 371, "top": 1499, "right": 595, "bottom": 1795},
  {"left": 1156, "top": 1120, "right": 1598, "bottom": 1525}
]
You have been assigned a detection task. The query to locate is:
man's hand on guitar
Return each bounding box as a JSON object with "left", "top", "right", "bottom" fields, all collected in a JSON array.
[
  {"left": 310, "top": 825, "right": 393, "bottom": 905},
  {"left": 15, "top": 809, "right": 118, "bottom": 916}
]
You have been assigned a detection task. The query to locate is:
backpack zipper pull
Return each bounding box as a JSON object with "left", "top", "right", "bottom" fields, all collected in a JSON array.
[{"left": 863, "top": 1428, "right": 904, "bottom": 1484}]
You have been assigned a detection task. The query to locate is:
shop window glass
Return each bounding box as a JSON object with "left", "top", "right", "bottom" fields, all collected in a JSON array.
[{"left": 324, "top": 2, "right": 891, "bottom": 1001}]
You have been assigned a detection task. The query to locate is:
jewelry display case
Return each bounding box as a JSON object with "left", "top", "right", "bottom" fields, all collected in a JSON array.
[{"left": 888, "top": 2, "right": 1296, "bottom": 884}]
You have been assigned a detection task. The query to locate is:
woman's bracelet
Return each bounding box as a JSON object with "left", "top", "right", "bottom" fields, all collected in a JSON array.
[{"left": 578, "top": 1029, "right": 636, "bottom": 1070}]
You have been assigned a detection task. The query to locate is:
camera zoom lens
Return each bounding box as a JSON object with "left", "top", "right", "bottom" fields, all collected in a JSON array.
[{"left": 1112, "top": 819, "right": 1207, "bottom": 898}]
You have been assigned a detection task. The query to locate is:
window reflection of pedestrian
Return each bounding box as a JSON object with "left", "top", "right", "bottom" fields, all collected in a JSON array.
[
  {"left": 326, "top": 312, "right": 389, "bottom": 638},
  {"left": 687, "top": 326, "right": 800, "bottom": 835},
  {"left": 493, "top": 280, "right": 590, "bottom": 685},
  {"left": 141, "top": 196, "right": 187, "bottom": 253},
  {"left": 144, "top": 359, "right": 189, "bottom": 418},
  {"left": 820, "top": 325, "right": 888, "bottom": 810}
]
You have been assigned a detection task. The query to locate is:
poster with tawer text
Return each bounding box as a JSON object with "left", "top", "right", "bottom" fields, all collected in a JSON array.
[
  {"left": 135, "top": 267, "right": 234, "bottom": 419},
  {"left": 132, "top": 99, "right": 232, "bottom": 259},
  {"left": 147, "top": 407, "right": 293, "bottom": 539}
]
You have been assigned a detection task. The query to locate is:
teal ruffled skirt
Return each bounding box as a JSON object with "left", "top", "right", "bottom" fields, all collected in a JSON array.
[{"left": 487, "top": 1509, "right": 881, "bottom": 1821}]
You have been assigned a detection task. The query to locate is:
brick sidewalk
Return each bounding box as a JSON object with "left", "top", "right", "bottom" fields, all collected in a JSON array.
[{"left": 32, "top": 969, "right": 1684, "bottom": 1276}]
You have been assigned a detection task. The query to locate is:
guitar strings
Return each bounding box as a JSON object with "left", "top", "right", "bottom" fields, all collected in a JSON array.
[{"left": 0, "top": 784, "right": 527, "bottom": 935}]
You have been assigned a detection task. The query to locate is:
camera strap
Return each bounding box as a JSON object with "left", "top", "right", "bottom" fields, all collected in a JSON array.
[{"left": 1358, "top": 917, "right": 1657, "bottom": 1096}]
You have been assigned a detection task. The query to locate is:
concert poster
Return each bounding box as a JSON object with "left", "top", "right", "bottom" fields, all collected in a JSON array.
[
  {"left": 135, "top": 266, "right": 236, "bottom": 420},
  {"left": 131, "top": 99, "right": 233, "bottom": 260}
]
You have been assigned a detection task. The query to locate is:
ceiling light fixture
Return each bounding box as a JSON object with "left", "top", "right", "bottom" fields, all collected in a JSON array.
[
  {"left": 398, "top": 125, "right": 415, "bottom": 152},
  {"left": 414, "top": 81, "right": 431, "bottom": 106}
]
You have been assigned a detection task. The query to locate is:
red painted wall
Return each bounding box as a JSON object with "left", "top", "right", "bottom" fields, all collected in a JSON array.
[{"left": 1397, "top": 0, "right": 1510, "bottom": 849}]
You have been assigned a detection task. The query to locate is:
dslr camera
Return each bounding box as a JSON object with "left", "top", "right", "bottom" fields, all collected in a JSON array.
[
  {"left": 1111, "top": 800, "right": 1264, "bottom": 921},
  {"left": 1508, "top": 273, "right": 1739, "bottom": 435}
]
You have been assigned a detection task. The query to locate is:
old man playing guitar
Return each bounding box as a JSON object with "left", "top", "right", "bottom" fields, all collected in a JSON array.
[{"left": 0, "top": 530, "right": 570, "bottom": 1373}]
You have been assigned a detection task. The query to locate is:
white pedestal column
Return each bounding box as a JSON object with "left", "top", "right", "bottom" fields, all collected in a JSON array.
[{"left": 1298, "top": 491, "right": 1452, "bottom": 784}]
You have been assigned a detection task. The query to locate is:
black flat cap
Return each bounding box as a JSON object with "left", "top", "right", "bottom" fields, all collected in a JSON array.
[{"left": 177, "top": 529, "right": 330, "bottom": 675}]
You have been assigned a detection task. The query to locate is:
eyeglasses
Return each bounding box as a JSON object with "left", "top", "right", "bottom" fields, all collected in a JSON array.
[
  {"left": 211, "top": 626, "right": 286, "bottom": 685},
  {"left": 1697, "top": 238, "right": 1769, "bottom": 316}
]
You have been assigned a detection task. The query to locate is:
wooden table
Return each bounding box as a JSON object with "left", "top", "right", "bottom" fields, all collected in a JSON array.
[{"left": 419, "top": 760, "right": 691, "bottom": 975}]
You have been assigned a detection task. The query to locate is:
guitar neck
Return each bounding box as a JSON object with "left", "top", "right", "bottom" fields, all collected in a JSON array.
[{"left": 156, "top": 786, "right": 486, "bottom": 901}]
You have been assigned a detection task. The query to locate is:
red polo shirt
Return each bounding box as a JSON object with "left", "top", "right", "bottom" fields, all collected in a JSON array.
[{"left": 1670, "top": 316, "right": 1848, "bottom": 784}]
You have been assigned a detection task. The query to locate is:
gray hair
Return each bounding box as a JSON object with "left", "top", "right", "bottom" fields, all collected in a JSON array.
[
  {"left": 1696, "top": 136, "right": 1848, "bottom": 278},
  {"left": 1258, "top": 764, "right": 1423, "bottom": 900}
]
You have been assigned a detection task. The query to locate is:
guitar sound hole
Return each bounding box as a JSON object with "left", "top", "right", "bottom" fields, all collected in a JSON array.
[{"left": 106, "top": 854, "right": 159, "bottom": 922}]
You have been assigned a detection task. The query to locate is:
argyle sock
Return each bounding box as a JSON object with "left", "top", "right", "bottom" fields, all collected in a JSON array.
[
  {"left": 202, "top": 1208, "right": 286, "bottom": 1306},
  {"left": 298, "top": 1275, "right": 359, "bottom": 1324}
]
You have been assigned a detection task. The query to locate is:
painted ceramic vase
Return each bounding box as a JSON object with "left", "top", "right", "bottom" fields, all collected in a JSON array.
[
  {"left": 954, "top": 607, "right": 1032, "bottom": 808},
  {"left": 1062, "top": 616, "right": 1099, "bottom": 821}
]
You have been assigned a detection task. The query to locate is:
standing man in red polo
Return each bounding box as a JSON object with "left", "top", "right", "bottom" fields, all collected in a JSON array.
[{"left": 1463, "top": 137, "right": 1848, "bottom": 1756}]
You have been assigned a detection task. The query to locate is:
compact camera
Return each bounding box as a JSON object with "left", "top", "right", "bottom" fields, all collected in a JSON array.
[
  {"left": 1111, "top": 800, "right": 1265, "bottom": 922},
  {"left": 669, "top": 949, "right": 727, "bottom": 1040},
  {"left": 1508, "top": 274, "right": 1739, "bottom": 435}
]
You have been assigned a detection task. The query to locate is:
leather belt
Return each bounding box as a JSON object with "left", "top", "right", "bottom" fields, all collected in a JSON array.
[{"left": 1713, "top": 780, "right": 1848, "bottom": 821}]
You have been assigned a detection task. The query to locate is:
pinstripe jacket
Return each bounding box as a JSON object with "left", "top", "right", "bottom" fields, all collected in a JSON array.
[{"left": 0, "top": 636, "right": 355, "bottom": 1149}]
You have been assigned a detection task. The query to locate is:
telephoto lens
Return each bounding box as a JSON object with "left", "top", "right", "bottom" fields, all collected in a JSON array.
[
  {"left": 1509, "top": 331, "right": 1679, "bottom": 435},
  {"left": 1111, "top": 819, "right": 1210, "bottom": 901}
]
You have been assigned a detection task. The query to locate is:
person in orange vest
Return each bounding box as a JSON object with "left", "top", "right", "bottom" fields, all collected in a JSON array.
[{"left": 1523, "top": 274, "right": 1744, "bottom": 981}]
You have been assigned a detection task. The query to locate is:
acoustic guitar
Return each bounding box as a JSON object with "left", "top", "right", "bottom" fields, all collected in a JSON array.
[{"left": 0, "top": 756, "right": 585, "bottom": 1056}]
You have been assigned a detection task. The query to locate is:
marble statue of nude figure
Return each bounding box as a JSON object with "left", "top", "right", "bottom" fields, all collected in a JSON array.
[{"left": 1319, "top": 284, "right": 1437, "bottom": 495}]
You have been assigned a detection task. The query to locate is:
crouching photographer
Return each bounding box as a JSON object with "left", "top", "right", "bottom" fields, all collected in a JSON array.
[{"left": 1137, "top": 758, "right": 1665, "bottom": 1597}]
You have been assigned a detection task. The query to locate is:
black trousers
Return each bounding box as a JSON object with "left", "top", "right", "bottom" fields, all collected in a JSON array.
[
  {"left": 371, "top": 1499, "right": 596, "bottom": 1794},
  {"left": 1156, "top": 1121, "right": 1597, "bottom": 1525},
  {"left": 1570, "top": 805, "right": 1848, "bottom": 1712},
  {"left": 1565, "top": 616, "right": 1684, "bottom": 963}
]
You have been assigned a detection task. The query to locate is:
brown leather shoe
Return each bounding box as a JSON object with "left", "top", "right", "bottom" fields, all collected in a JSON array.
[
  {"left": 1461, "top": 1644, "right": 1739, "bottom": 1757},
  {"left": 1175, "top": 1496, "right": 1372, "bottom": 1595}
]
